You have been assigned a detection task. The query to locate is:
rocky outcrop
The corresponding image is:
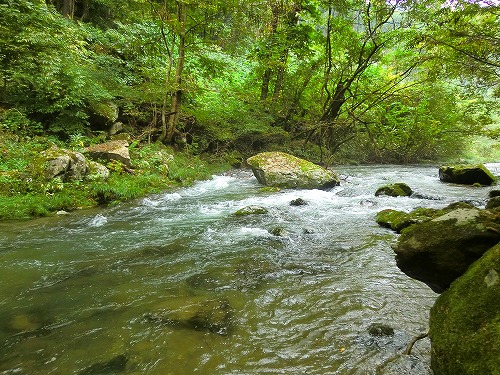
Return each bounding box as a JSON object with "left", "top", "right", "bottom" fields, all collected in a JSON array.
[
  {"left": 246, "top": 151, "right": 340, "bottom": 189},
  {"left": 87, "top": 160, "right": 110, "bottom": 180},
  {"left": 393, "top": 205, "right": 500, "bottom": 293},
  {"left": 429, "top": 244, "right": 500, "bottom": 374},
  {"left": 375, "top": 182, "right": 413, "bottom": 197},
  {"left": 438, "top": 164, "right": 495, "bottom": 185},
  {"left": 85, "top": 140, "right": 131, "bottom": 167},
  {"left": 40, "top": 147, "right": 88, "bottom": 181}
]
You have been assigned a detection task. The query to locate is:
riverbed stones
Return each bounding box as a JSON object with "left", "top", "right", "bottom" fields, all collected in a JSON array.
[
  {"left": 246, "top": 151, "right": 340, "bottom": 189},
  {"left": 393, "top": 206, "right": 500, "bottom": 293},
  {"left": 438, "top": 164, "right": 496, "bottom": 185},
  {"left": 429, "top": 244, "right": 500, "bottom": 375},
  {"left": 375, "top": 182, "right": 413, "bottom": 197},
  {"left": 85, "top": 140, "right": 131, "bottom": 167}
]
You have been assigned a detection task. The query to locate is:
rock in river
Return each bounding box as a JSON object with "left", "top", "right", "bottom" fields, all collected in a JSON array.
[
  {"left": 393, "top": 205, "right": 500, "bottom": 293},
  {"left": 438, "top": 164, "right": 496, "bottom": 186},
  {"left": 375, "top": 182, "right": 413, "bottom": 197},
  {"left": 246, "top": 151, "right": 340, "bottom": 189},
  {"left": 429, "top": 244, "right": 500, "bottom": 375}
]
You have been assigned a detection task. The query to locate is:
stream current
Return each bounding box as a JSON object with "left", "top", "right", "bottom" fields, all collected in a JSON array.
[{"left": 1, "top": 164, "right": 498, "bottom": 374}]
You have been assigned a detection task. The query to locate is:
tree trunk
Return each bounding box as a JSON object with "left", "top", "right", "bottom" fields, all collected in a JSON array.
[
  {"left": 165, "top": 1, "right": 186, "bottom": 143},
  {"left": 260, "top": 69, "right": 272, "bottom": 101},
  {"left": 62, "top": 0, "right": 75, "bottom": 19}
]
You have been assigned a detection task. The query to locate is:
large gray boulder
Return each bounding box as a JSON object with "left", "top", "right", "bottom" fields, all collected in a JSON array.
[
  {"left": 393, "top": 205, "right": 500, "bottom": 293},
  {"left": 429, "top": 244, "right": 500, "bottom": 374},
  {"left": 438, "top": 164, "right": 495, "bottom": 185},
  {"left": 85, "top": 140, "right": 131, "bottom": 167},
  {"left": 41, "top": 146, "right": 88, "bottom": 181},
  {"left": 246, "top": 151, "right": 339, "bottom": 189}
]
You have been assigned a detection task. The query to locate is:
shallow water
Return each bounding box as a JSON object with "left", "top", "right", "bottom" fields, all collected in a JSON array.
[{"left": 0, "top": 164, "right": 497, "bottom": 374}]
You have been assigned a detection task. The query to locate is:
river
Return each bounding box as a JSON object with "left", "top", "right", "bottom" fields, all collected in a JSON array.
[{"left": 0, "top": 164, "right": 498, "bottom": 374}]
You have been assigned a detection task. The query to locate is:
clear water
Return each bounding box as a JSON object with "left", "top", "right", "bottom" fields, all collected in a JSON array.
[{"left": 1, "top": 164, "right": 497, "bottom": 374}]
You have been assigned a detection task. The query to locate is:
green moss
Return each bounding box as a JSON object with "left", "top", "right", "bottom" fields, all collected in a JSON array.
[
  {"left": 376, "top": 207, "right": 438, "bottom": 233},
  {"left": 234, "top": 206, "right": 268, "bottom": 216},
  {"left": 375, "top": 182, "right": 413, "bottom": 197},
  {"left": 429, "top": 244, "right": 500, "bottom": 374}
]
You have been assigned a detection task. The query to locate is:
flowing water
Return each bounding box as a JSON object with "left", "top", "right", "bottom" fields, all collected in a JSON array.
[{"left": 0, "top": 164, "right": 498, "bottom": 375}]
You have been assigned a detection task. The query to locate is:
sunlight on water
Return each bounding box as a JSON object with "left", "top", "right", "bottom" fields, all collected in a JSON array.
[{"left": 0, "top": 165, "right": 497, "bottom": 374}]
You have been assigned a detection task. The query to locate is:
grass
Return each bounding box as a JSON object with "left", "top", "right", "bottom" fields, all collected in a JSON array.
[{"left": 0, "top": 132, "right": 230, "bottom": 220}]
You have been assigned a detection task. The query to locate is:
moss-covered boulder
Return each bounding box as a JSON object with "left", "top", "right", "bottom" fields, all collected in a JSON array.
[
  {"left": 438, "top": 164, "right": 496, "bottom": 186},
  {"left": 246, "top": 151, "right": 340, "bottom": 189},
  {"left": 393, "top": 206, "right": 500, "bottom": 293},
  {"left": 39, "top": 146, "right": 88, "bottom": 182},
  {"left": 376, "top": 207, "right": 438, "bottom": 233},
  {"left": 486, "top": 196, "right": 500, "bottom": 210},
  {"left": 234, "top": 205, "right": 268, "bottom": 216},
  {"left": 375, "top": 182, "right": 413, "bottom": 197},
  {"left": 429, "top": 244, "right": 500, "bottom": 374}
]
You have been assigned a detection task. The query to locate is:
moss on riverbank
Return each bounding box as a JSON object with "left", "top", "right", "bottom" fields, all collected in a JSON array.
[{"left": 0, "top": 133, "right": 230, "bottom": 220}]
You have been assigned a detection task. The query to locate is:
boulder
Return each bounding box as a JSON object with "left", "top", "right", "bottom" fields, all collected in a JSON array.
[
  {"left": 86, "top": 160, "right": 110, "bottom": 180},
  {"left": 486, "top": 196, "right": 500, "bottom": 209},
  {"left": 41, "top": 146, "right": 88, "bottom": 181},
  {"left": 438, "top": 164, "right": 495, "bottom": 186},
  {"left": 375, "top": 182, "right": 413, "bottom": 197},
  {"left": 234, "top": 205, "right": 268, "bottom": 216},
  {"left": 489, "top": 189, "right": 500, "bottom": 198},
  {"left": 290, "top": 198, "right": 308, "bottom": 206},
  {"left": 85, "top": 140, "right": 131, "bottom": 167},
  {"left": 246, "top": 151, "right": 340, "bottom": 189},
  {"left": 393, "top": 206, "right": 500, "bottom": 293},
  {"left": 375, "top": 207, "right": 438, "bottom": 233},
  {"left": 429, "top": 244, "right": 500, "bottom": 375}
]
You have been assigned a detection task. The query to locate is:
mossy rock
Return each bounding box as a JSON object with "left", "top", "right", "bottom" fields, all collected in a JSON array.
[
  {"left": 375, "top": 182, "right": 413, "bottom": 197},
  {"left": 234, "top": 205, "right": 268, "bottom": 216},
  {"left": 429, "top": 244, "right": 500, "bottom": 374},
  {"left": 486, "top": 196, "right": 500, "bottom": 210},
  {"left": 439, "top": 164, "right": 496, "bottom": 186},
  {"left": 376, "top": 207, "right": 438, "bottom": 233},
  {"left": 393, "top": 206, "right": 500, "bottom": 293},
  {"left": 246, "top": 151, "right": 340, "bottom": 189},
  {"left": 489, "top": 189, "right": 500, "bottom": 198}
]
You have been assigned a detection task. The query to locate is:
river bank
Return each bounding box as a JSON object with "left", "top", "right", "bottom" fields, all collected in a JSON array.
[{"left": 0, "top": 132, "right": 231, "bottom": 220}]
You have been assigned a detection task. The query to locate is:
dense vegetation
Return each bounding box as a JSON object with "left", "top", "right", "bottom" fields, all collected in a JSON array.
[{"left": 0, "top": 0, "right": 499, "bottom": 218}]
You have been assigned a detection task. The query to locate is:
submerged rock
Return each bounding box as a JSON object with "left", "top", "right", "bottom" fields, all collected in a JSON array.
[
  {"left": 246, "top": 151, "right": 340, "bottom": 189},
  {"left": 429, "top": 244, "right": 500, "bottom": 374},
  {"left": 438, "top": 164, "right": 495, "bottom": 186},
  {"left": 393, "top": 206, "right": 500, "bottom": 293},
  {"left": 375, "top": 182, "right": 413, "bottom": 197},
  {"left": 79, "top": 354, "right": 128, "bottom": 375},
  {"left": 144, "top": 297, "right": 233, "bottom": 336}
]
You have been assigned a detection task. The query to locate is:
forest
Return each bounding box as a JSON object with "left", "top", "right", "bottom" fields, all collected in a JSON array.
[{"left": 0, "top": 0, "right": 499, "bottom": 217}]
